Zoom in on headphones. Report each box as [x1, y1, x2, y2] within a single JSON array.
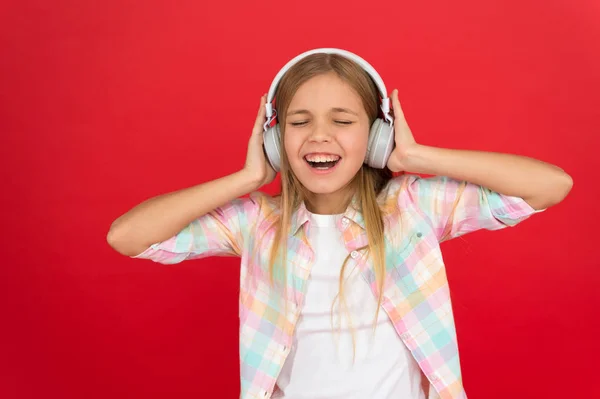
[[262, 48, 395, 172]]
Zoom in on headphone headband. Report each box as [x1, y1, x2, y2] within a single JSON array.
[[263, 48, 392, 131]]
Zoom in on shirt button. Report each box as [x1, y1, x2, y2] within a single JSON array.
[[430, 373, 439, 381], [400, 332, 410, 340], [416, 232, 423, 238], [351, 251, 359, 259], [342, 217, 349, 225]]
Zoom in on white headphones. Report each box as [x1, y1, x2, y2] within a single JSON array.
[[262, 48, 395, 172]]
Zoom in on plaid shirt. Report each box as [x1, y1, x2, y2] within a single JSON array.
[[133, 174, 538, 399]]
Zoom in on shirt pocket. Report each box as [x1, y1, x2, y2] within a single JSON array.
[[386, 225, 445, 298]]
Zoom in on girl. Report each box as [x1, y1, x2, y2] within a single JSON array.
[[107, 48, 572, 399]]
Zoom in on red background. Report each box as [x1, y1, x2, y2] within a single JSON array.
[[1, 1, 599, 398]]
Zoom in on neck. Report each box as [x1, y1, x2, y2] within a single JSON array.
[[305, 186, 356, 215]]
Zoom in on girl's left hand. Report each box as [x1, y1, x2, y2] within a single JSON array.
[[386, 89, 418, 172]]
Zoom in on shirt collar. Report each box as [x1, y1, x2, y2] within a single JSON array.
[[290, 194, 365, 235]]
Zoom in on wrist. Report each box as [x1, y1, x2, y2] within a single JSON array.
[[237, 169, 263, 192], [397, 143, 429, 173]]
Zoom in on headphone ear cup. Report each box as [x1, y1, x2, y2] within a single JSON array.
[[263, 124, 282, 172], [366, 118, 395, 169]]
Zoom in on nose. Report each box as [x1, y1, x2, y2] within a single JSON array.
[[307, 120, 332, 143]]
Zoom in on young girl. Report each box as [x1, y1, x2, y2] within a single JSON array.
[[107, 48, 573, 399]]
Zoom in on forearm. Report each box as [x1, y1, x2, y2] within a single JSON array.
[[403, 144, 573, 210], [107, 170, 260, 256]]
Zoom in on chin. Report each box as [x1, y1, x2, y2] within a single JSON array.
[[301, 180, 348, 195]]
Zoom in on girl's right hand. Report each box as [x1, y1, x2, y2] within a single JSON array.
[[242, 94, 277, 189]]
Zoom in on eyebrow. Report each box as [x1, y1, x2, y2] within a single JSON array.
[[286, 107, 359, 117], [286, 109, 311, 116]]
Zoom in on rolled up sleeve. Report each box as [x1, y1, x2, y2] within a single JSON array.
[[405, 175, 541, 242], [131, 192, 262, 264]]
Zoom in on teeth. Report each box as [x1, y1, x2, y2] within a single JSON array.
[[305, 154, 340, 162]]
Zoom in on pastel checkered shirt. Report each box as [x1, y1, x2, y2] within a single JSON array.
[[133, 174, 538, 399]]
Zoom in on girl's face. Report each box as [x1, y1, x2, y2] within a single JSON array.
[[283, 72, 370, 213]]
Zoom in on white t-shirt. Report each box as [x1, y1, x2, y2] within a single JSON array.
[[273, 212, 426, 399]]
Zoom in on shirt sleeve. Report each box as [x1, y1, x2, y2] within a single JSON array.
[[404, 174, 543, 242], [130, 192, 263, 264]]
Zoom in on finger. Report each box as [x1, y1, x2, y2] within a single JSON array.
[[252, 94, 268, 134], [390, 89, 404, 116], [257, 94, 266, 118]]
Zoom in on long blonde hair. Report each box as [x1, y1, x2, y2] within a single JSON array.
[[267, 53, 393, 356]]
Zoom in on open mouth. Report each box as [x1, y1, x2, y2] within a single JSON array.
[[304, 155, 341, 170]]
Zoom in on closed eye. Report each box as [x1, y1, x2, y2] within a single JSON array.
[[288, 120, 355, 127]]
